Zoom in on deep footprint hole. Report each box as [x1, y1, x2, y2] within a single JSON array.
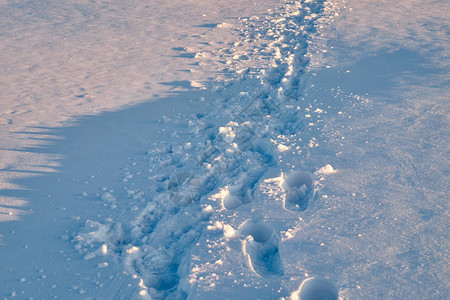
[[238, 221, 284, 276], [239, 222, 273, 243], [283, 170, 315, 211], [241, 223, 272, 243], [285, 171, 313, 189]]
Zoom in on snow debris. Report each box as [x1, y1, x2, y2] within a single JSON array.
[[191, 81, 206, 89], [316, 164, 337, 175], [277, 144, 291, 152], [223, 225, 236, 238], [101, 192, 116, 203]]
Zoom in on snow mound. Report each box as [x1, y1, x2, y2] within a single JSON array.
[[316, 164, 337, 175]]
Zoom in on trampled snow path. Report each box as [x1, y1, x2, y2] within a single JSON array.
[[1, 0, 337, 298], [72, 1, 333, 298], [1, 0, 449, 299]]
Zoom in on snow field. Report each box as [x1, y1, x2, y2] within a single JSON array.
[[0, 0, 278, 193], [1, 0, 448, 298]]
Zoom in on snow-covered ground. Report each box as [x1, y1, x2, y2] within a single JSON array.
[[0, 0, 277, 194], [1, 0, 449, 299]]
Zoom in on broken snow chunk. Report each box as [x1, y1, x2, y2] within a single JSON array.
[[285, 231, 294, 240], [126, 246, 140, 254], [308, 139, 318, 148], [223, 224, 236, 238], [277, 144, 291, 152], [101, 192, 116, 203], [219, 126, 236, 143], [203, 205, 213, 213], [237, 67, 250, 75], [226, 121, 239, 127], [316, 164, 337, 175], [217, 22, 233, 28], [84, 252, 96, 260], [190, 81, 205, 89], [100, 244, 108, 255], [194, 52, 211, 59]]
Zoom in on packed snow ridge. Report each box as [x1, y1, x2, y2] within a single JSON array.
[[74, 0, 336, 299]]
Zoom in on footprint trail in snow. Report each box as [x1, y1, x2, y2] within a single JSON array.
[[74, 0, 337, 298]]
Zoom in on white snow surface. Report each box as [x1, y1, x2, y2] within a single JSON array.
[[1, 0, 449, 299], [0, 0, 277, 193]]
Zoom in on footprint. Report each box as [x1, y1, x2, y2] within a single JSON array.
[[282, 171, 315, 211], [221, 188, 246, 210], [238, 220, 283, 276], [167, 172, 203, 205], [292, 277, 338, 300], [221, 169, 263, 210]]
